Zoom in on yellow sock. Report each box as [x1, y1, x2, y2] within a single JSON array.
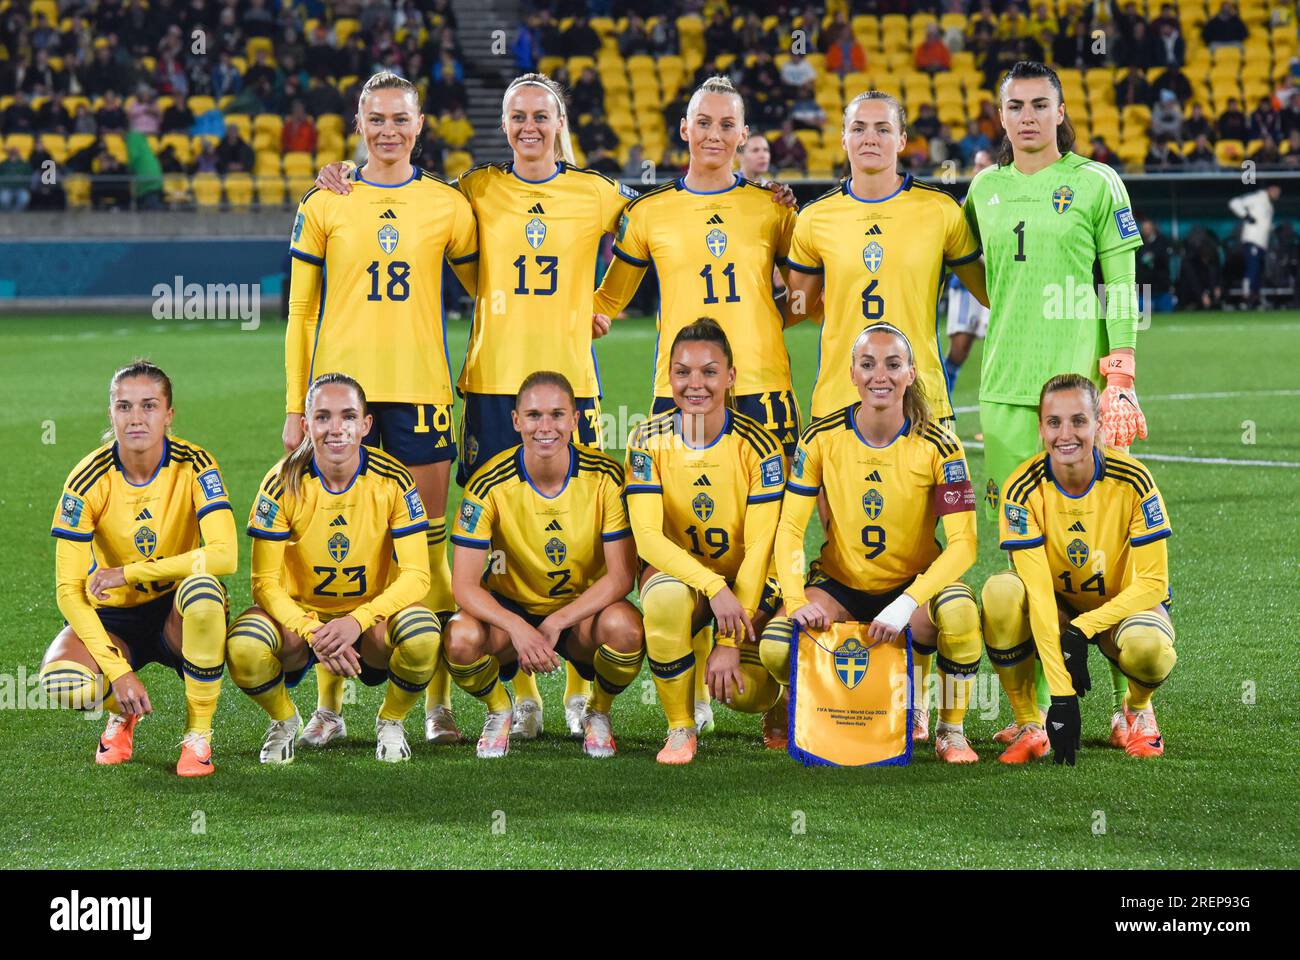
[[564, 661, 593, 704], [425, 521, 454, 614], [590, 643, 644, 714], [912, 641, 936, 715], [1115, 614, 1177, 711], [226, 611, 296, 722], [446, 654, 512, 713], [642, 573, 696, 729], [692, 626, 714, 704], [175, 574, 227, 736], [729, 646, 781, 714], [379, 607, 442, 722], [931, 584, 982, 726], [758, 616, 794, 683], [39, 659, 116, 712], [981, 571, 1040, 727], [316, 665, 345, 714], [513, 668, 543, 706], [424, 658, 453, 711]]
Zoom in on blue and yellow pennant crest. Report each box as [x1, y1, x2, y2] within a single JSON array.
[[134, 526, 156, 558], [705, 228, 727, 258], [1052, 185, 1074, 213], [692, 492, 715, 522], [525, 217, 547, 249], [378, 224, 399, 254], [862, 488, 884, 519], [833, 637, 870, 689], [1066, 538, 1089, 568], [328, 532, 350, 563], [545, 536, 567, 566]]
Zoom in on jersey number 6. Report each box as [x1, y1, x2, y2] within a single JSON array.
[[860, 280, 884, 320]]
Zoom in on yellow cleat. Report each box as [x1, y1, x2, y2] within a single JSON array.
[[1124, 704, 1164, 758], [176, 732, 215, 777], [95, 713, 137, 766], [656, 727, 698, 765], [997, 723, 1049, 764]]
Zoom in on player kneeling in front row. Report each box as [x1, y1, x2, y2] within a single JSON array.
[[227, 373, 441, 764], [446, 372, 644, 759], [984, 374, 1176, 765], [40, 360, 236, 776], [626, 320, 788, 765], [760, 324, 983, 762]]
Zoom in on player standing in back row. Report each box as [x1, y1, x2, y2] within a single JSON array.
[[963, 61, 1146, 731]]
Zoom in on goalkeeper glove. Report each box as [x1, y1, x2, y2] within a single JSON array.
[[1060, 624, 1092, 698], [1098, 353, 1148, 449], [1047, 695, 1081, 766]]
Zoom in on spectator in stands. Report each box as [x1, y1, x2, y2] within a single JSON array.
[[1151, 17, 1186, 68], [218, 125, 254, 173], [789, 84, 826, 131], [1090, 135, 1119, 168], [28, 10, 58, 53], [1229, 183, 1281, 307], [19, 49, 67, 95], [215, 6, 244, 57], [158, 93, 192, 135], [306, 23, 342, 78], [72, 104, 98, 136], [92, 148, 131, 210], [911, 103, 941, 142], [440, 106, 473, 149], [1144, 135, 1183, 171], [305, 74, 344, 118], [1028, 1, 1058, 38], [1250, 96, 1282, 143], [1151, 2, 1180, 34], [1114, 20, 1154, 68], [1150, 89, 1183, 142], [1115, 66, 1153, 107], [80, 44, 128, 97], [1282, 130, 1300, 167], [126, 86, 161, 136], [929, 123, 958, 168], [281, 100, 317, 155], [246, 48, 282, 94], [1153, 64, 1192, 104], [958, 119, 991, 165], [1201, 2, 1248, 49], [578, 106, 618, 157], [535, 9, 562, 59], [211, 51, 242, 99], [1185, 134, 1216, 170], [36, 93, 71, 135], [915, 24, 952, 73], [1137, 219, 1175, 312], [0, 146, 32, 211], [25, 145, 65, 210], [769, 121, 808, 175], [1281, 95, 1300, 138], [1218, 97, 1249, 142], [96, 91, 128, 135], [825, 21, 866, 76], [191, 138, 221, 175], [975, 99, 1003, 143], [156, 143, 185, 174], [1273, 71, 1300, 110], [585, 146, 622, 175], [1183, 102, 1213, 142], [1054, 18, 1106, 69], [571, 66, 604, 118], [780, 52, 816, 92], [564, 16, 602, 59], [429, 71, 467, 115], [617, 13, 652, 57], [1251, 135, 1281, 167], [1177, 226, 1224, 310], [242, 0, 276, 39]]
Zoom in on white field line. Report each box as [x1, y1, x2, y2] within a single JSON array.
[[958, 438, 1300, 468], [953, 389, 1300, 415]]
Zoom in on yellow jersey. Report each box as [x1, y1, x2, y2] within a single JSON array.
[[778, 408, 977, 610], [450, 443, 631, 615], [247, 446, 431, 638], [594, 175, 796, 398], [454, 161, 636, 398], [51, 436, 236, 608], [787, 175, 980, 419], [286, 169, 479, 410], [625, 408, 785, 614]]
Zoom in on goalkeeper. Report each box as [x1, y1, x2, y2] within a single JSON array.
[[963, 61, 1146, 723]]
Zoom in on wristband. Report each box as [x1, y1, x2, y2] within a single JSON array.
[[1099, 353, 1135, 380]]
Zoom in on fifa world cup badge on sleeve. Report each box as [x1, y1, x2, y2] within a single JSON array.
[[629, 451, 652, 483], [404, 488, 426, 521], [761, 455, 783, 487], [792, 447, 806, 479], [60, 493, 85, 527], [254, 494, 279, 530], [459, 500, 483, 534], [1115, 207, 1139, 239], [943, 460, 967, 483], [198, 469, 226, 500], [787, 622, 913, 767], [1004, 502, 1029, 536]]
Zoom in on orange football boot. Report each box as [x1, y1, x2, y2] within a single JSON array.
[[998, 723, 1049, 764], [95, 713, 138, 765], [1124, 704, 1164, 758], [934, 724, 979, 763], [656, 727, 698, 765], [1109, 710, 1129, 748], [763, 694, 788, 750], [176, 732, 215, 777], [992, 722, 1021, 745]]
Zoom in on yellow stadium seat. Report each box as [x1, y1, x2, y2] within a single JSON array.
[[794, 129, 821, 151], [282, 152, 314, 177], [102, 134, 127, 163], [843, 71, 872, 97], [4, 133, 33, 160], [317, 114, 344, 138], [224, 115, 252, 141], [567, 56, 595, 76], [163, 173, 190, 205], [255, 175, 286, 208], [335, 19, 361, 44], [254, 153, 282, 178], [937, 101, 967, 127], [188, 95, 216, 115], [65, 174, 91, 208], [1216, 140, 1245, 166], [38, 133, 67, 164], [254, 113, 283, 140], [538, 56, 565, 77], [246, 37, 274, 61], [225, 172, 254, 207], [192, 172, 223, 208]]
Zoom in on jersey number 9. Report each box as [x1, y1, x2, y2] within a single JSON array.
[[861, 525, 886, 559]]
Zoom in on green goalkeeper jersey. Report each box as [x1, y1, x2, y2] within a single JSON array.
[[963, 152, 1143, 406]]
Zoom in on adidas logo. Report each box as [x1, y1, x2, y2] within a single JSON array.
[[134, 508, 153, 521], [865, 224, 882, 235], [706, 214, 724, 224], [1068, 521, 1086, 532], [528, 203, 546, 215], [545, 519, 563, 531], [693, 475, 712, 486], [380, 209, 397, 219], [865, 470, 882, 482], [436, 436, 447, 448], [1051, 721, 1064, 731], [987, 194, 1000, 205], [329, 515, 347, 527]]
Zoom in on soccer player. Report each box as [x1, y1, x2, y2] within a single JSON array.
[[625, 320, 787, 765], [760, 324, 983, 762], [943, 148, 994, 390], [285, 71, 477, 747], [445, 371, 644, 758], [983, 374, 1175, 765], [228, 373, 441, 765], [314, 73, 634, 741], [737, 133, 789, 303], [963, 60, 1146, 727], [39, 360, 236, 777], [784, 91, 987, 426]]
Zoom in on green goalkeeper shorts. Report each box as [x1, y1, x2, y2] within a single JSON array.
[[979, 401, 1042, 520]]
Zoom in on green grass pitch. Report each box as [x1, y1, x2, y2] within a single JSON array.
[[0, 310, 1295, 869]]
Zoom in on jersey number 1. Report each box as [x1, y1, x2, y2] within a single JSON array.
[[1013, 221, 1026, 262]]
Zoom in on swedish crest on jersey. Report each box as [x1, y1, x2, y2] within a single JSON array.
[[833, 637, 870, 689], [545, 537, 567, 566], [705, 227, 727, 258], [862, 241, 884, 272], [525, 216, 547, 249], [378, 223, 399, 254], [692, 492, 714, 522], [862, 488, 884, 519], [1052, 185, 1074, 213], [1066, 538, 1089, 568], [328, 531, 351, 562], [134, 525, 157, 558]]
